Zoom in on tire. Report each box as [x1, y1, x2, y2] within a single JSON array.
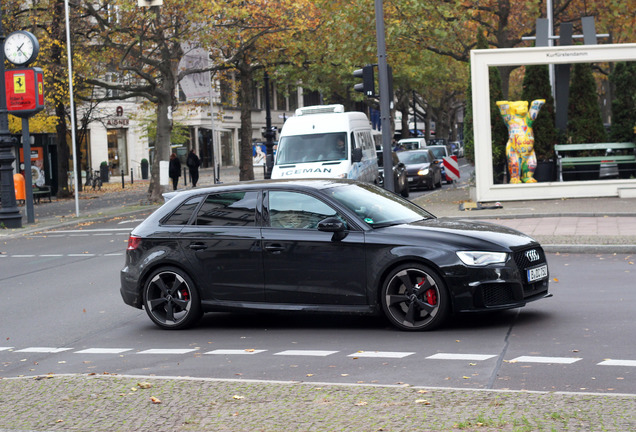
[[380, 263, 449, 331], [143, 267, 202, 330], [400, 181, 409, 198]]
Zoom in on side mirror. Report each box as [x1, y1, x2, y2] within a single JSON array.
[[351, 148, 363, 163], [317, 217, 346, 233]]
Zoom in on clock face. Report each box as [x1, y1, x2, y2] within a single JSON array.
[[4, 31, 39, 65]]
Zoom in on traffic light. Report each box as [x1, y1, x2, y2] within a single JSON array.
[[353, 65, 375, 97]]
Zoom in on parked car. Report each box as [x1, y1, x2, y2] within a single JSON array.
[[121, 179, 551, 332], [396, 149, 442, 190], [377, 150, 409, 197], [450, 141, 464, 158], [426, 145, 454, 183]]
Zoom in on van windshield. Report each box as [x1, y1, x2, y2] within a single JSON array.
[[275, 132, 348, 165]]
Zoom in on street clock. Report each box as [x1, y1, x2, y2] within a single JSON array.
[[4, 31, 39, 66]]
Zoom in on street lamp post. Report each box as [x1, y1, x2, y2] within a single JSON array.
[[0, 5, 23, 228], [263, 71, 275, 179]]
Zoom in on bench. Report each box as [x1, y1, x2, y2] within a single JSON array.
[[555, 142, 636, 181], [32, 185, 52, 203]]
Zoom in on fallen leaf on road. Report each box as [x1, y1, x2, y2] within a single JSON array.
[[233, 395, 244, 400], [150, 396, 161, 404], [137, 382, 152, 389]]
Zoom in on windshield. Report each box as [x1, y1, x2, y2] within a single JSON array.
[[324, 182, 434, 227], [275, 132, 348, 165], [398, 151, 430, 164], [428, 146, 447, 159]]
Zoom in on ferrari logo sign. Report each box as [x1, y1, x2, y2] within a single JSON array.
[[13, 74, 26, 94], [4, 67, 45, 118]]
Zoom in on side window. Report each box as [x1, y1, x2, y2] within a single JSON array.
[[162, 196, 203, 225], [268, 191, 343, 230], [195, 191, 258, 226]]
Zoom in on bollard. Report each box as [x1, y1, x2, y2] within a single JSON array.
[[130, 168, 134, 184], [121, 169, 125, 189], [183, 167, 187, 186]]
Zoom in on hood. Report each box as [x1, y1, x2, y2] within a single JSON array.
[[381, 217, 537, 251], [404, 162, 432, 175]]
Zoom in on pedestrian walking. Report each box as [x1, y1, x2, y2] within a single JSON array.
[[169, 153, 181, 190], [186, 149, 201, 187]]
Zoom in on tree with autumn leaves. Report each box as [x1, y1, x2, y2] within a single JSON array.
[[4, 0, 634, 201]]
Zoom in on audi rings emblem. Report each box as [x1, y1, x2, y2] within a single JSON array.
[[525, 249, 540, 262]]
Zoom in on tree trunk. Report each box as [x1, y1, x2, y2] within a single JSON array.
[[148, 94, 174, 202], [238, 65, 255, 181]]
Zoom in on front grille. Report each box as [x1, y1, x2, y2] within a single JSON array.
[[483, 284, 516, 306], [513, 246, 547, 270]]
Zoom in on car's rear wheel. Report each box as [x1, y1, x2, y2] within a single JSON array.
[[143, 267, 202, 330], [381, 263, 449, 331]]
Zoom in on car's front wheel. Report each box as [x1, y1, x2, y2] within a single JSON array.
[[143, 267, 202, 330], [380, 263, 449, 331]]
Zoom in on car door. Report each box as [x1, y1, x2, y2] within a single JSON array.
[[179, 190, 265, 302], [262, 189, 367, 305]]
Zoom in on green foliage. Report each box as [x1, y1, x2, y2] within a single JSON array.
[[567, 63, 607, 144], [609, 62, 636, 142], [522, 65, 558, 160], [100, 161, 108, 167]]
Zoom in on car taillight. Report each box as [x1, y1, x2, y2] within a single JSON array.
[[127, 235, 142, 251]]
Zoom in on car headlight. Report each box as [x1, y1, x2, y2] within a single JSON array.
[[417, 168, 429, 176], [456, 251, 507, 266]]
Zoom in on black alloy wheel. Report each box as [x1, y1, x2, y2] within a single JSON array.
[[143, 267, 202, 330], [381, 263, 449, 331]]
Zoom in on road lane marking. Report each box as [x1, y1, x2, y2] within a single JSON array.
[[74, 348, 132, 354], [348, 351, 415, 359], [0, 347, 13, 351], [274, 350, 338, 357], [426, 353, 497, 361], [510, 356, 582, 364], [205, 349, 267, 355], [137, 349, 198, 355], [598, 359, 636, 367], [14, 347, 72, 353]]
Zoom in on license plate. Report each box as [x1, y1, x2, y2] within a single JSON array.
[[527, 264, 548, 282]]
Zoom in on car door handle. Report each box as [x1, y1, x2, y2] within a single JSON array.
[[264, 243, 285, 253], [188, 243, 207, 251]]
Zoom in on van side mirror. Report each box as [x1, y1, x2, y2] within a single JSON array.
[[351, 148, 363, 163]]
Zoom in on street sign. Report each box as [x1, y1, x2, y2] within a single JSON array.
[[5, 67, 44, 118], [443, 155, 460, 181]]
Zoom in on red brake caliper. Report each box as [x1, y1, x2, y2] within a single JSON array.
[[416, 279, 437, 305]]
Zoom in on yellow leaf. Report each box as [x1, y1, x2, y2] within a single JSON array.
[[415, 399, 430, 405], [233, 395, 244, 400], [354, 401, 368, 406], [137, 382, 152, 389], [150, 396, 161, 404]]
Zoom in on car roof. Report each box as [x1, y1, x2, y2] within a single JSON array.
[[162, 178, 355, 202]]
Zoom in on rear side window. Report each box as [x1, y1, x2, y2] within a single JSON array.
[[163, 196, 203, 225], [195, 191, 258, 226]]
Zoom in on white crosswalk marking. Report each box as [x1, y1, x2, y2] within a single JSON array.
[[15, 347, 72, 353], [597, 359, 636, 367], [348, 351, 414, 359], [205, 349, 267, 355], [74, 348, 132, 354], [510, 356, 581, 364], [274, 350, 338, 357], [426, 353, 497, 361], [137, 349, 197, 355]]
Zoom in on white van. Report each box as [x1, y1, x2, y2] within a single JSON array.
[[270, 104, 379, 183]]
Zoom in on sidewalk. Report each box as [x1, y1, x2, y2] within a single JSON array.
[[1, 166, 635, 253]]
